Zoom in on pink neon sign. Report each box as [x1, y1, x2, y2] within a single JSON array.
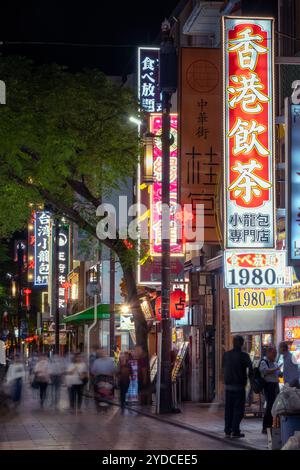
[[149, 113, 182, 255]]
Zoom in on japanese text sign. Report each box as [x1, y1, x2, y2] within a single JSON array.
[[286, 101, 300, 264], [180, 48, 222, 244], [34, 211, 51, 286], [57, 224, 70, 314], [149, 113, 183, 256], [138, 48, 162, 113], [223, 17, 275, 249], [284, 317, 300, 341], [224, 250, 292, 288]]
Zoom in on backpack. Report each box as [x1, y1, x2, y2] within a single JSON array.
[[252, 359, 269, 394]]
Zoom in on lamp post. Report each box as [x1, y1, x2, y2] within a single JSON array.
[[159, 19, 177, 414]]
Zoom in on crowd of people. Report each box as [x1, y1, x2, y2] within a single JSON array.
[[0, 345, 150, 413], [223, 336, 300, 438]]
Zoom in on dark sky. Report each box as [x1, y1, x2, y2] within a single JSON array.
[[1, 1, 180, 76]]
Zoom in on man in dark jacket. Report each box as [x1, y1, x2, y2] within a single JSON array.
[[222, 335, 253, 438]]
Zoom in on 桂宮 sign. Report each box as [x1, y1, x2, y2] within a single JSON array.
[[223, 17, 275, 249]]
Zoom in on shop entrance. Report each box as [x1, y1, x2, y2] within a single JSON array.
[[242, 332, 273, 364]]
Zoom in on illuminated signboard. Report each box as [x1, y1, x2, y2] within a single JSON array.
[[223, 17, 275, 249], [138, 48, 162, 113], [149, 113, 182, 256], [284, 317, 300, 341], [286, 101, 300, 265], [27, 212, 35, 282], [231, 288, 276, 310], [224, 250, 292, 288], [34, 211, 51, 286], [57, 224, 70, 314]]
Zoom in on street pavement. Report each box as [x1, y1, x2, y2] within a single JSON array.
[[0, 380, 267, 450]]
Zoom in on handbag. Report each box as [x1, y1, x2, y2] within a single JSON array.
[[31, 376, 39, 390]]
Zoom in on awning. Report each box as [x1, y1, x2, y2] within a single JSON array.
[[63, 304, 120, 324]]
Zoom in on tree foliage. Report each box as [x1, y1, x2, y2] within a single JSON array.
[[0, 56, 138, 239]]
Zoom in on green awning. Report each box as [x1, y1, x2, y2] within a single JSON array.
[[63, 304, 120, 324]]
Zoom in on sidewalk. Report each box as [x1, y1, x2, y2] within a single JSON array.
[[125, 401, 268, 450]]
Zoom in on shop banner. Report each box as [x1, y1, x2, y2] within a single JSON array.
[[286, 100, 300, 265], [284, 317, 300, 341], [223, 17, 275, 249], [34, 211, 51, 286], [180, 48, 222, 244], [138, 47, 161, 113], [231, 288, 276, 310], [224, 250, 292, 288]]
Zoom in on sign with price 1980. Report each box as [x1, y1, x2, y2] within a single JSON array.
[[224, 251, 293, 289]]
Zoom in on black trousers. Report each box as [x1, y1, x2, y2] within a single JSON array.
[[224, 389, 246, 434], [38, 382, 48, 404], [263, 382, 279, 430], [69, 384, 83, 410], [120, 381, 130, 408]]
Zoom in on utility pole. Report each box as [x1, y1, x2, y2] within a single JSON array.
[[109, 251, 115, 357], [159, 19, 177, 414], [16, 243, 24, 352], [53, 221, 60, 355]]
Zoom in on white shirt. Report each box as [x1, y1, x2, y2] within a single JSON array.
[[6, 362, 25, 383], [0, 340, 5, 366], [65, 362, 88, 386], [34, 359, 51, 383]]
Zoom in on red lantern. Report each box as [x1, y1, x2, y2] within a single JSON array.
[[155, 289, 186, 321]]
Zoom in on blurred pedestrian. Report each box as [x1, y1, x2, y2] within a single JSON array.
[[65, 353, 88, 412], [260, 346, 280, 434], [117, 352, 132, 411], [49, 354, 65, 408], [222, 335, 253, 438], [135, 346, 150, 405], [91, 349, 116, 410], [279, 341, 300, 388], [5, 354, 25, 407], [34, 354, 50, 408], [0, 339, 6, 384]]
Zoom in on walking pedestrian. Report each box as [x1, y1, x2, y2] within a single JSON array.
[[0, 339, 6, 384], [34, 354, 50, 408], [135, 346, 150, 405], [49, 354, 65, 408], [91, 349, 116, 410], [117, 352, 132, 411], [259, 346, 280, 434], [65, 353, 88, 412], [279, 341, 300, 388], [222, 335, 253, 438], [5, 354, 25, 408]]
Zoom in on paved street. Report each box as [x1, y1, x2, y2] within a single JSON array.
[[0, 381, 259, 451]]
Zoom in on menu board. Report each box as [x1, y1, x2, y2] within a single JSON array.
[[171, 342, 189, 382]]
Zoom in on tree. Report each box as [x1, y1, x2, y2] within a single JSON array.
[[0, 57, 150, 371]]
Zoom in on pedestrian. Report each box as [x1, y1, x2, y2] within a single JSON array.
[[222, 335, 253, 438], [135, 345, 150, 405], [259, 346, 280, 434], [0, 338, 6, 384], [5, 354, 25, 407], [91, 349, 116, 410], [34, 354, 50, 408], [279, 341, 300, 388], [117, 352, 132, 412], [65, 353, 88, 412], [49, 354, 65, 408]]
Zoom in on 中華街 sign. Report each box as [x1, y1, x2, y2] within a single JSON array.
[[223, 17, 275, 249], [224, 250, 292, 288]]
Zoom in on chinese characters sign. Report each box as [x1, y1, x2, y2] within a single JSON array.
[[180, 48, 222, 244], [224, 250, 292, 288], [287, 102, 300, 264], [149, 113, 182, 256], [34, 211, 51, 286], [138, 48, 162, 113], [223, 17, 275, 248]]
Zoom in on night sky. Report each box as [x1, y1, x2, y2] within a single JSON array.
[[1, 1, 180, 76]]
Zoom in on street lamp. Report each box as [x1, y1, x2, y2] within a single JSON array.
[[129, 116, 142, 127]]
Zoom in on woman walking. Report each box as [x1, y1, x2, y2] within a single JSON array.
[[65, 353, 88, 412]]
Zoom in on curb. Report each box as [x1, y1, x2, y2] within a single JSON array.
[[83, 392, 262, 451]]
